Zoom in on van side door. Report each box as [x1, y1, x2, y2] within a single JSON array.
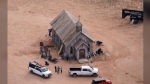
[[35, 67, 42, 76]]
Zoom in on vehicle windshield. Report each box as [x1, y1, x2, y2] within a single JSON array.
[[89, 66, 94, 70], [40, 67, 48, 72]]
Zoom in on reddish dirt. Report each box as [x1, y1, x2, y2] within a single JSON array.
[[8, 0, 143, 84]]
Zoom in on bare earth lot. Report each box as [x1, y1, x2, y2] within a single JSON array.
[[8, 0, 143, 84]]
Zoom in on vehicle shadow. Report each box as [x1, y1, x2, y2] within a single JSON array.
[[27, 71, 51, 79], [69, 75, 97, 78]]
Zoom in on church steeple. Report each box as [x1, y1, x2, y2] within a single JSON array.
[[76, 15, 82, 32]]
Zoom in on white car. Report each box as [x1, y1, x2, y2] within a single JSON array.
[[68, 66, 99, 77], [28, 61, 52, 78]]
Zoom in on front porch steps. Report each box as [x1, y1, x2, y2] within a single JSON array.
[[78, 59, 89, 64]]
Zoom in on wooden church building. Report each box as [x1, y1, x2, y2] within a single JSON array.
[[50, 9, 94, 60]]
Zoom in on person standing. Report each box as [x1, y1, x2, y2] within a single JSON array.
[[66, 56, 68, 61], [49, 50, 50, 56], [55, 66, 57, 73], [61, 66, 62, 73], [57, 66, 60, 73]]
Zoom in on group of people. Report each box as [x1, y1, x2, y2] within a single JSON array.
[[55, 66, 62, 73], [40, 46, 50, 59], [60, 53, 69, 61], [45, 61, 63, 74]]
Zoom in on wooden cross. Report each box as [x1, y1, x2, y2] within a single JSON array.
[[78, 15, 80, 21]]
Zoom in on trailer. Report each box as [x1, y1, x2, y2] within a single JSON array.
[[122, 9, 143, 24]]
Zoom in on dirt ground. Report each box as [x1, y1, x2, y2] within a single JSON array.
[[8, 0, 143, 84]]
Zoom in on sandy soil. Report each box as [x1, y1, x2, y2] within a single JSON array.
[[8, 0, 143, 84]]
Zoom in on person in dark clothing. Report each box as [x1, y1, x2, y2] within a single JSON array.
[[61, 66, 62, 73], [57, 66, 60, 73], [48, 55, 52, 61], [48, 50, 50, 56], [49, 31, 51, 36], [48, 29, 52, 36], [66, 56, 68, 61], [41, 53, 43, 58], [45, 61, 49, 66], [40, 46, 43, 54], [55, 66, 57, 72]]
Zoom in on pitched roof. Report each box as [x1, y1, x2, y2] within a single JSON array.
[[76, 21, 82, 26], [74, 39, 89, 49], [50, 9, 94, 46]]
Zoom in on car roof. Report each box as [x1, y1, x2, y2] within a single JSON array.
[[93, 78, 105, 82], [81, 66, 90, 68], [30, 61, 39, 65], [29, 61, 45, 68]]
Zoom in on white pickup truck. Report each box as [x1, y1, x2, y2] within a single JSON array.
[[68, 66, 99, 77], [28, 61, 52, 78]]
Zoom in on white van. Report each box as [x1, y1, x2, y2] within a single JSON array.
[[28, 61, 52, 78]]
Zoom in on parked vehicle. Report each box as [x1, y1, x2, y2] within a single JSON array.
[[122, 9, 143, 24], [92, 78, 112, 84], [68, 66, 99, 77], [28, 61, 52, 78]]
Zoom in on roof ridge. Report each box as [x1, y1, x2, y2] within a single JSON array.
[[50, 9, 66, 25], [82, 28, 94, 42], [74, 39, 89, 49], [64, 10, 78, 23], [50, 9, 94, 46]]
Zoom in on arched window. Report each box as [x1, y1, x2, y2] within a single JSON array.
[[70, 46, 73, 54]]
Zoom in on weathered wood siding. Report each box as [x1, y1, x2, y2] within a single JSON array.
[[52, 29, 63, 48], [76, 44, 88, 59], [66, 33, 93, 59], [52, 29, 93, 59]]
